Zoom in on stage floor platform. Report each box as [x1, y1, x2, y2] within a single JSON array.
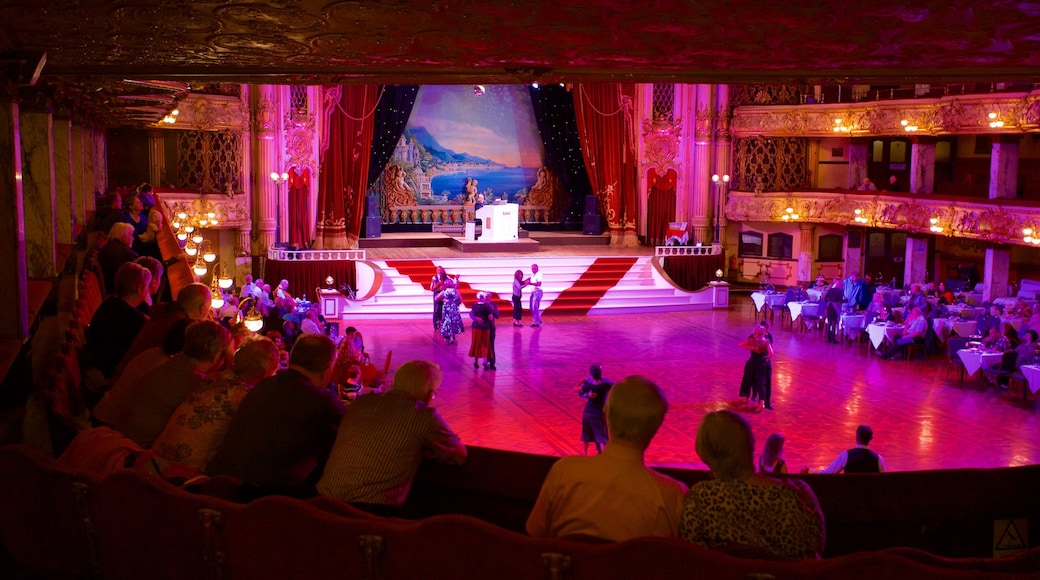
[[360, 231, 637, 260]]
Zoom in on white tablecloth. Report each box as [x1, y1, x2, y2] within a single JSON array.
[[867, 322, 903, 349], [947, 305, 979, 319], [956, 348, 1004, 377], [806, 288, 823, 301], [932, 318, 979, 343], [1020, 365, 1040, 394], [751, 292, 767, 312], [788, 301, 821, 321], [1000, 317, 1026, 333]]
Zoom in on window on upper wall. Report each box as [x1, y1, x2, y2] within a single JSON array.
[[739, 231, 764, 257], [767, 232, 794, 259], [818, 234, 844, 261]]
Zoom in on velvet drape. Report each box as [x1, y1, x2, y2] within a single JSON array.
[[315, 85, 379, 249], [288, 167, 310, 248], [646, 169, 677, 246], [366, 86, 420, 189], [529, 84, 593, 223], [573, 83, 639, 246]]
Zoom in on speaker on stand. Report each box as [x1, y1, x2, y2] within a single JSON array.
[[583, 194, 602, 235], [364, 195, 382, 238]]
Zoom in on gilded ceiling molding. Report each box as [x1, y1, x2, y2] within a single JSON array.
[[171, 94, 248, 132], [640, 117, 682, 176], [725, 190, 1040, 248], [731, 91, 1040, 138]]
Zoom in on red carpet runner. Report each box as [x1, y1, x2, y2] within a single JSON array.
[[543, 257, 637, 316], [384, 260, 508, 311]]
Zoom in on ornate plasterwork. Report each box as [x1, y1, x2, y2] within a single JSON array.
[[284, 107, 316, 172], [161, 193, 250, 229], [726, 190, 1040, 248], [641, 117, 682, 176], [171, 93, 249, 132], [694, 104, 713, 140], [731, 92, 1040, 138]]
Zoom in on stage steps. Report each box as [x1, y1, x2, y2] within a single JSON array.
[[335, 256, 714, 320]]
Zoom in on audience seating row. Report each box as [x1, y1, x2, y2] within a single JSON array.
[[1, 444, 1037, 580]]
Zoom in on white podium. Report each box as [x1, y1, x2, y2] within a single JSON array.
[[476, 203, 519, 242]]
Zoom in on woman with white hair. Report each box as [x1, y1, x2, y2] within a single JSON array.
[[468, 291, 500, 369], [436, 276, 464, 344]]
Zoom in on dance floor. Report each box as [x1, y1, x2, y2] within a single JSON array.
[[352, 298, 1040, 473]]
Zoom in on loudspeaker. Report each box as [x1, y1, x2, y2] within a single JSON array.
[[585, 195, 599, 215], [366, 195, 381, 218], [583, 214, 602, 236], [364, 215, 382, 238]]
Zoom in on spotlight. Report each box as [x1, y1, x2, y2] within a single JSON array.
[[531, 82, 539, 89], [473, 85, 485, 96]]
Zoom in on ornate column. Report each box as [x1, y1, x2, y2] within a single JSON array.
[[712, 84, 731, 245], [70, 124, 86, 225], [989, 135, 1018, 200], [53, 117, 73, 243], [82, 127, 96, 199], [798, 223, 815, 285], [20, 108, 57, 278], [983, 247, 1010, 303], [251, 85, 280, 253], [0, 99, 29, 340], [847, 139, 869, 188], [690, 84, 713, 244], [903, 237, 928, 286], [147, 129, 166, 187], [909, 136, 936, 194]]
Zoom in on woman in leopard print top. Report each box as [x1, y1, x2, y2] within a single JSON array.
[[680, 411, 824, 559]]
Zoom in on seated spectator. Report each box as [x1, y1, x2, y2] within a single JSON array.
[[759, 433, 788, 475], [877, 306, 927, 359], [335, 364, 381, 403], [821, 424, 886, 473], [207, 334, 344, 498], [1015, 329, 1038, 370], [86, 262, 151, 379], [981, 325, 1012, 353], [679, 411, 824, 559], [239, 274, 259, 301], [98, 222, 139, 295], [317, 360, 466, 515], [94, 319, 189, 422], [134, 256, 164, 315], [976, 304, 1003, 337], [78, 191, 123, 247], [218, 295, 241, 325], [300, 307, 324, 336], [332, 326, 365, 383], [526, 376, 687, 541], [863, 293, 887, 324], [152, 337, 280, 471], [112, 282, 213, 382], [100, 320, 231, 448]]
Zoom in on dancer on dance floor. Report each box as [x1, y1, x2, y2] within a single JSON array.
[[577, 364, 613, 455], [529, 264, 544, 327], [511, 269, 528, 327], [431, 266, 449, 332], [736, 322, 773, 412], [468, 292, 500, 369], [437, 276, 464, 344]]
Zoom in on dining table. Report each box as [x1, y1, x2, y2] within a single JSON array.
[[841, 314, 867, 341], [956, 348, 1004, 377], [1000, 317, 1026, 333], [867, 322, 903, 351], [932, 317, 980, 343], [788, 301, 821, 322], [750, 291, 787, 314]]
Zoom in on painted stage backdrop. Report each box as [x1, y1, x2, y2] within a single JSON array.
[[376, 85, 550, 209]]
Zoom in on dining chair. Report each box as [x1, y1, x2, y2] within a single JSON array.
[[946, 337, 968, 387], [981, 350, 1018, 390]]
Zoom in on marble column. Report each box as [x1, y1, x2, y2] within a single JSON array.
[[989, 135, 1019, 200], [252, 85, 280, 252], [20, 110, 57, 279], [147, 130, 166, 187], [903, 237, 928, 286], [70, 124, 86, 224], [689, 84, 712, 244], [847, 140, 868, 188], [712, 84, 731, 245], [53, 118, 74, 243], [909, 136, 936, 194], [983, 248, 1010, 303], [0, 100, 29, 340], [797, 224, 815, 284]]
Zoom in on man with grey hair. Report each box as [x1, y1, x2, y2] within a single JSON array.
[[317, 359, 466, 515], [526, 375, 687, 541], [113, 282, 213, 381]]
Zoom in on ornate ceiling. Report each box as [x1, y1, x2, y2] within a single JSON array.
[[2, 0, 1040, 126]]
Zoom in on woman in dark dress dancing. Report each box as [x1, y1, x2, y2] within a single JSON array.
[[736, 322, 774, 412], [577, 364, 613, 455]]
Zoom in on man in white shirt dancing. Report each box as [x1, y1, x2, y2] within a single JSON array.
[[529, 263, 544, 327]]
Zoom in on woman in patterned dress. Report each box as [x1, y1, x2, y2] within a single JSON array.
[[680, 411, 824, 559], [437, 277, 464, 344]]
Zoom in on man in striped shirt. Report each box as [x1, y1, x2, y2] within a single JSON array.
[[317, 360, 467, 515]]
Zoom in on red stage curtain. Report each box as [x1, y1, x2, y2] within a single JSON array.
[[315, 85, 379, 249], [573, 83, 640, 246], [646, 169, 677, 246], [663, 254, 725, 291], [288, 167, 310, 248], [262, 260, 356, 305]]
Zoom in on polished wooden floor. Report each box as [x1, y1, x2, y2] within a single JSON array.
[[353, 295, 1039, 473]]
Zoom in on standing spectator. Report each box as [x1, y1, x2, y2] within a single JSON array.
[[821, 424, 886, 473], [468, 291, 499, 369], [526, 376, 687, 541], [207, 334, 345, 498], [680, 411, 824, 559], [317, 360, 466, 515], [824, 277, 845, 343], [529, 263, 544, 327], [842, 272, 864, 314], [511, 269, 528, 327], [577, 364, 613, 455]]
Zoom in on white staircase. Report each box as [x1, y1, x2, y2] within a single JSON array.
[[335, 256, 714, 320]]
